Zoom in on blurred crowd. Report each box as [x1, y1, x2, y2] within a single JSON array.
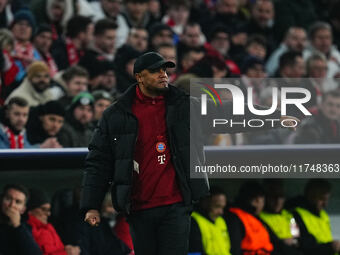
[[1, 179, 338, 255], [0, 0, 339, 148]]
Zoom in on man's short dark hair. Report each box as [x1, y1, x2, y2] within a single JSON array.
[[2, 184, 30, 202], [168, 0, 191, 9], [304, 179, 331, 197], [183, 22, 200, 35], [308, 21, 332, 41], [66, 16, 92, 38], [6, 97, 29, 110], [322, 89, 340, 103], [246, 34, 267, 49], [62, 65, 89, 83], [208, 24, 231, 42], [94, 18, 118, 36], [125, 0, 149, 3], [279, 51, 302, 70]]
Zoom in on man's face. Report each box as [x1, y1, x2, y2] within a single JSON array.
[[151, 29, 173, 48], [11, 20, 32, 42], [286, 28, 307, 52], [96, 29, 116, 54], [321, 95, 340, 120], [217, 0, 238, 15], [50, 3, 64, 22], [251, 196, 265, 215], [34, 32, 53, 54], [6, 104, 29, 132], [211, 32, 230, 56], [312, 29, 332, 55], [29, 203, 51, 224], [1, 188, 26, 216], [30, 72, 51, 93], [94, 99, 111, 120], [266, 196, 285, 213], [182, 25, 202, 47], [73, 105, 93, 125], [101, 0, 122, 18], [247, 42, 266, 60], [158, 47, 176, 75], [136, 67, 169, 96], [126, 1, 148, 22], [252, 0, 274, 28], [246, 63, 266, 78], [168, 5, 189, 25], [181, 51, 204, 71], [102, 70, 117, 91], [312, 193, 330, 212], [208, 194, 227, 221], [40, 114, 64, 136], [67, 76, 88, 97], [283, 56, 305, 78], [309, 59, 328, 79], [128, 28, 148, 52]]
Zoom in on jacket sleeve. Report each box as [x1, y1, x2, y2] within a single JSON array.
[[293, 211, 334, 255], [80, 113, 115, 214], [13, 223, 43, 255], [225, 212, 245, 255], [188, 217, 206, 255]]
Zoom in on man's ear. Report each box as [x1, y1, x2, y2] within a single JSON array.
[[135, 73, 142, 83]]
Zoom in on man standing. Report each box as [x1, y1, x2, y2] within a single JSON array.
[[81, 52, 209, 255], [81, 52, 296, 255]]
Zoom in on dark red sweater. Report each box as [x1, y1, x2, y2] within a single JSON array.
[[131, 85, 183, 211]]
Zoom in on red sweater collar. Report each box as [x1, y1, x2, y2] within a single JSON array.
[[136, 84, 164, 103]]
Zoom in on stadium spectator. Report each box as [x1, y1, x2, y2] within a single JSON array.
[[156, 43, 177, 82], [51, 15, 94, 70], [26, 100, 65, 147], [80, 18, 117, 63], [178, 22, 205, 55], [278, 51, 305, 79], [121, 0, 155, 30], [148, 23, 174, 51], [126, 27, 148, 53], [11, 9, 41, 81], [293, 90, 340, 144], [91, 90, 114, 129], [33, 25, 58, 77], [27, 188, 81, 255], [292, 179, 340, 255], [0, 97, 60, 148], [114, 44, 141, 93], [247, 0, 276, 52], [90, 0, 129, 49], [0, 184, 42, 255], [189, 186, 231, 255], [304, 22, 340, 79], [6, 61, 54, 107], [30, 0, 74, 41], [53, 65, 89, 107], [266, 27, 307, 76], [58, 92, 94, 147], [161, 0, 190, 35]]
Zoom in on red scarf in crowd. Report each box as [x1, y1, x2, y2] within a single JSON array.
[[44, 52, 58, 77], [65, 38, 83, 66], [3, 126, 24, 149], [14, 41, 34, 68]]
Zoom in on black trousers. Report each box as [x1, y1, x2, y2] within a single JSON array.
[[127, 203, 192, 255]]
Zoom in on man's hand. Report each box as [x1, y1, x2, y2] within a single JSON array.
[[40, 138, 62, 148], [84, 209, 101, 227], [4, 207, 21, 228], [65, 245, 81, 255], [280, 116, 300, 131], [332, 240, 340, 252]]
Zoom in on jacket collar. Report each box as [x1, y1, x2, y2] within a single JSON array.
[[116, 83, 187, 113]]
